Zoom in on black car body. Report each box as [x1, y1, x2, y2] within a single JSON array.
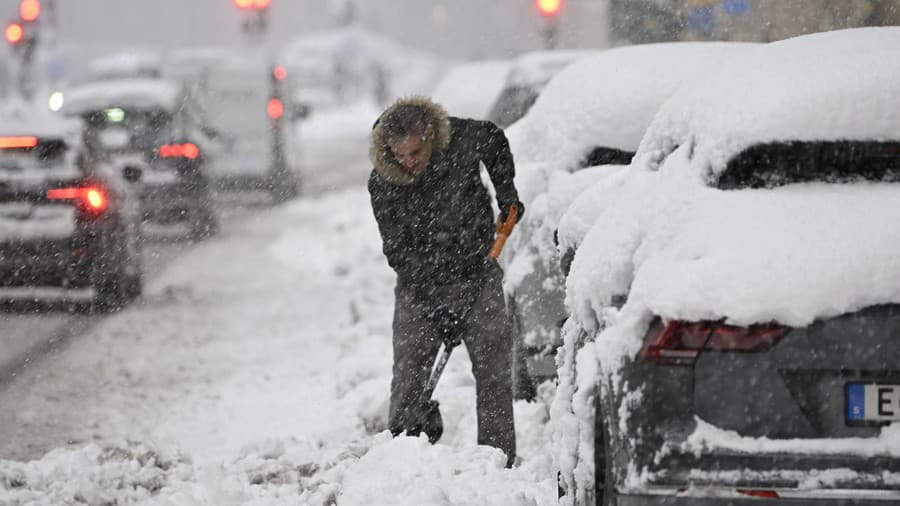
[[64, 78, 218, 238], [0, 120, 143, 309]]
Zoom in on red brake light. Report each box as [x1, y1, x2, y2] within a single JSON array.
[[48, 186, 108, 214], [267, 98, 284, 120], [181, 143, 200, 160], [639, 319, 790, 365], [0, 136, 38, 149], [159, 143, 200, 160], [737, 489, 780, 499]]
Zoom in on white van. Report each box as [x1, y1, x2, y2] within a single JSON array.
[[165, 49, 305, 201]]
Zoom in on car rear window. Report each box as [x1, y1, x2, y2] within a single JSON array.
[[717, 140, 900, 189], [581, 146, 634, 168], [84, 108, 173, 152]]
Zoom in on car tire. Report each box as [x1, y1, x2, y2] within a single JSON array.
[[189, 209, 219, 240], [93, 225, 142, 312]]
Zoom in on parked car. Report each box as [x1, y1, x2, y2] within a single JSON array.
[[431, 59, 512, 120], [558, 27, 900, 505], [0, 112, 144, 310], [487, 49, 595, 129], [501, 42, 756, 397], [63, 77, 219, 238], [165, 48, 305, 201]]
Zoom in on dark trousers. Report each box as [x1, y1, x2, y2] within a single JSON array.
[[388, 263, 516, 466]]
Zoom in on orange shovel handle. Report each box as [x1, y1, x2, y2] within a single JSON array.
[[489, 204, 519, 259]]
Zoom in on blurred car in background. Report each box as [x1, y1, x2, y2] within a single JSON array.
[[559, 27, 900, 505], [487, 49, 596, 129], [278, 27, 443, 111], [166, 48, 306, 201], [502, 42, 757, 398], [64, 77, 219, 238], [0, 111, 144, 310], [431, 59, 512, 120]]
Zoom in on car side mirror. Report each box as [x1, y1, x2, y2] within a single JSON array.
[[122, 165, 143, 183]]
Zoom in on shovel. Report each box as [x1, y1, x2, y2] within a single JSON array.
[[417, 204, 520, 444]]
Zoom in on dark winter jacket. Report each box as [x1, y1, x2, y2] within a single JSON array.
[[368, 97, 520, 288]]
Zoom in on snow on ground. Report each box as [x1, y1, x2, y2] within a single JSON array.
[[0, 186, 557, 505]]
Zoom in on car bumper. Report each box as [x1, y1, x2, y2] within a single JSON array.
[[619, 491, 900, 505], [0, 238, 91, 287]]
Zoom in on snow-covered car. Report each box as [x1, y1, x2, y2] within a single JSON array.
[[165, 48, 304, 201], [558, 27, 900, 505], [502, 42, 756, 394], [64, 77, 219, 238], [431, 59, 512, 120], [487, 49, 596, 129], [0, 112, 143, 310]]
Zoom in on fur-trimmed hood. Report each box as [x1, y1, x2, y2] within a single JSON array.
[[369, 96, 452, 186]]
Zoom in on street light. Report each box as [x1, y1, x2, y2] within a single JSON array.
[[536, 0, 562, 17]]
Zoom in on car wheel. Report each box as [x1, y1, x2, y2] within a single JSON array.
[[189, 208, 219, 240], [92, 249, 130, 312]]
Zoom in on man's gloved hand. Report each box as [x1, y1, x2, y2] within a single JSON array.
[[425, 304, 464, 348], [499, 200, 525, 224]]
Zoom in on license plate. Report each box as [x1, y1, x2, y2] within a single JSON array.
[[847, 383, 900, 423]]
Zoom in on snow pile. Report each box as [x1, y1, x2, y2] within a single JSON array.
[[0, 442, 195, 505], [507, 42, 756, 169], [555, 164, 629, 253], [432, 60, 512, 120], [639, 27, 900, 183]]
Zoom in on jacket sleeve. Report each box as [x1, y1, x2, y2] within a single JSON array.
[[476, 121, 520, 212], [368, 175, 422, 282]]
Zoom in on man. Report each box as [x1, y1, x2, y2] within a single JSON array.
[[368, 96, 523, 467]]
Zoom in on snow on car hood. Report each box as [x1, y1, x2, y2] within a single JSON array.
[[639, 27, 900, 184], [507, 42, 757, 168], [556, 164, 629, 253]]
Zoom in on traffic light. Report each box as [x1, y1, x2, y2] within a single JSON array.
[[19, 0, 40, 23], [536, 0, 562, 17], [5, 22, 24, 45]]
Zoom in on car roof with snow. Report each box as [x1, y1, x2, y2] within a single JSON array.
[[0, 110, 82, 140], [638, 27, 900, 184], [432, 59, 512, 120], [88, 49, 163, 80], [63, 78, 184, 116], [507, 42, 758, 167]]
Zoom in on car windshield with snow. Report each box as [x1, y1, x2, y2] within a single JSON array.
[[64, 77, 219, 239], [557, 27, 900, 505], [501, 42, 756, 398], [0, 113, 143, 310]]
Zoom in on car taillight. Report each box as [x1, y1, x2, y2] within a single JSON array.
[[737, 489, 779, 499], [267, 98, 284, 120], [0, 136, 38, 149], [159, 143, 200, 160], [639, 318, 790, 365], [47, 185, 109, 214]]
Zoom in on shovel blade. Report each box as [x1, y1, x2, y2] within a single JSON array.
[[421, 399, 443, 444]]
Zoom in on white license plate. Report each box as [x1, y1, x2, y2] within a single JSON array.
[[847, 383, 900, 423]]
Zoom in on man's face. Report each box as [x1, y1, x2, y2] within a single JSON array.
[[389, 128, 435, 177]]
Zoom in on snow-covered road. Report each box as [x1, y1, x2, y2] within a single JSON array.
[[0, 106, 558, 505]]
